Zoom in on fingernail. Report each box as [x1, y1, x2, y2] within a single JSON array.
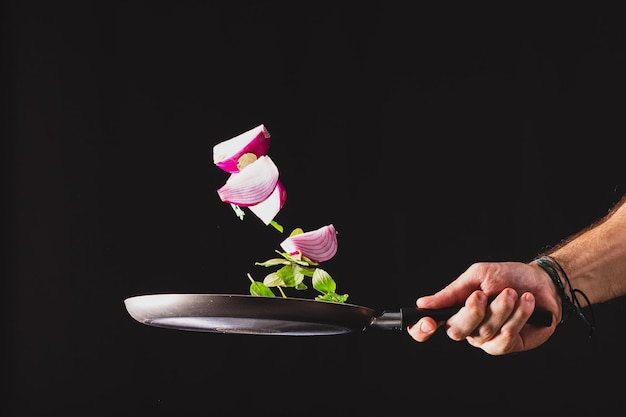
[[476, 291, 488, 304], [506, 287, 518, 301], [420, 320, 434, 333]]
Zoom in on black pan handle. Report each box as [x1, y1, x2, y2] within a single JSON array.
[[372, 307, 553, 330]]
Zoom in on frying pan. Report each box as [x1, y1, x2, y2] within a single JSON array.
[[124, 293, 552, 336]]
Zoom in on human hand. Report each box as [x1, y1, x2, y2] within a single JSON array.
[[407, 261, 561, 355]]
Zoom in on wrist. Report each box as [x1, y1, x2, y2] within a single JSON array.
[[529, 259, 563, 323], [533, 255, 595, 336]]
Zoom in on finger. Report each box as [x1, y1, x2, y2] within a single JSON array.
[[406, 317, 440, 342], [417, 283, 474, 310], [500, 292, 536, 336], [467, 288, 519, 343], [417, 263, 493, 310], [444, 290, 488, 341], [476, 292, 537, 355]]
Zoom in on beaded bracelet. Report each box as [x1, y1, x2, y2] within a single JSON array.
[[533, 255, 595, 337]]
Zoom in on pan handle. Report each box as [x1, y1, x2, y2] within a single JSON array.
[[371, 307, 553, 330]]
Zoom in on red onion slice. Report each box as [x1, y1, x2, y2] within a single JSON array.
[[217, 155, 279, 206], [213, 124, 271, 173], [280, 224, 338, 263], [248, 180, 287, 225]]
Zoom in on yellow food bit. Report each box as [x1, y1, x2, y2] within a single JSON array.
[[237, 152, 258, 170]]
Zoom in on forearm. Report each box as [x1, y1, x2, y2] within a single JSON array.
[[549, 195, 626, 305]]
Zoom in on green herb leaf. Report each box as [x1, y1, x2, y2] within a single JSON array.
[[315, 292, 349, 303], [270, 220, 284, 233], [247, 273, 276, 297], [255, 257, 291, 267], [292, 263, 315, 278], [263, 272, 285, 288], [250, 281, 275, 297], [230, 204, 246, 220], [274, 265, 298, 287], [312, 268, 336, 294], [280, 250, 317, 267]]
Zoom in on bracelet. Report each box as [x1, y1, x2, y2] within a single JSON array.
[[533, 255, 595, 337]]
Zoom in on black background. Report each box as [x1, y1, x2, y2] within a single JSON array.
[[4, 2, 626, 416]]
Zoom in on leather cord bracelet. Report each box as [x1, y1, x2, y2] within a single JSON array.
[[533, 255, 595, 337]]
